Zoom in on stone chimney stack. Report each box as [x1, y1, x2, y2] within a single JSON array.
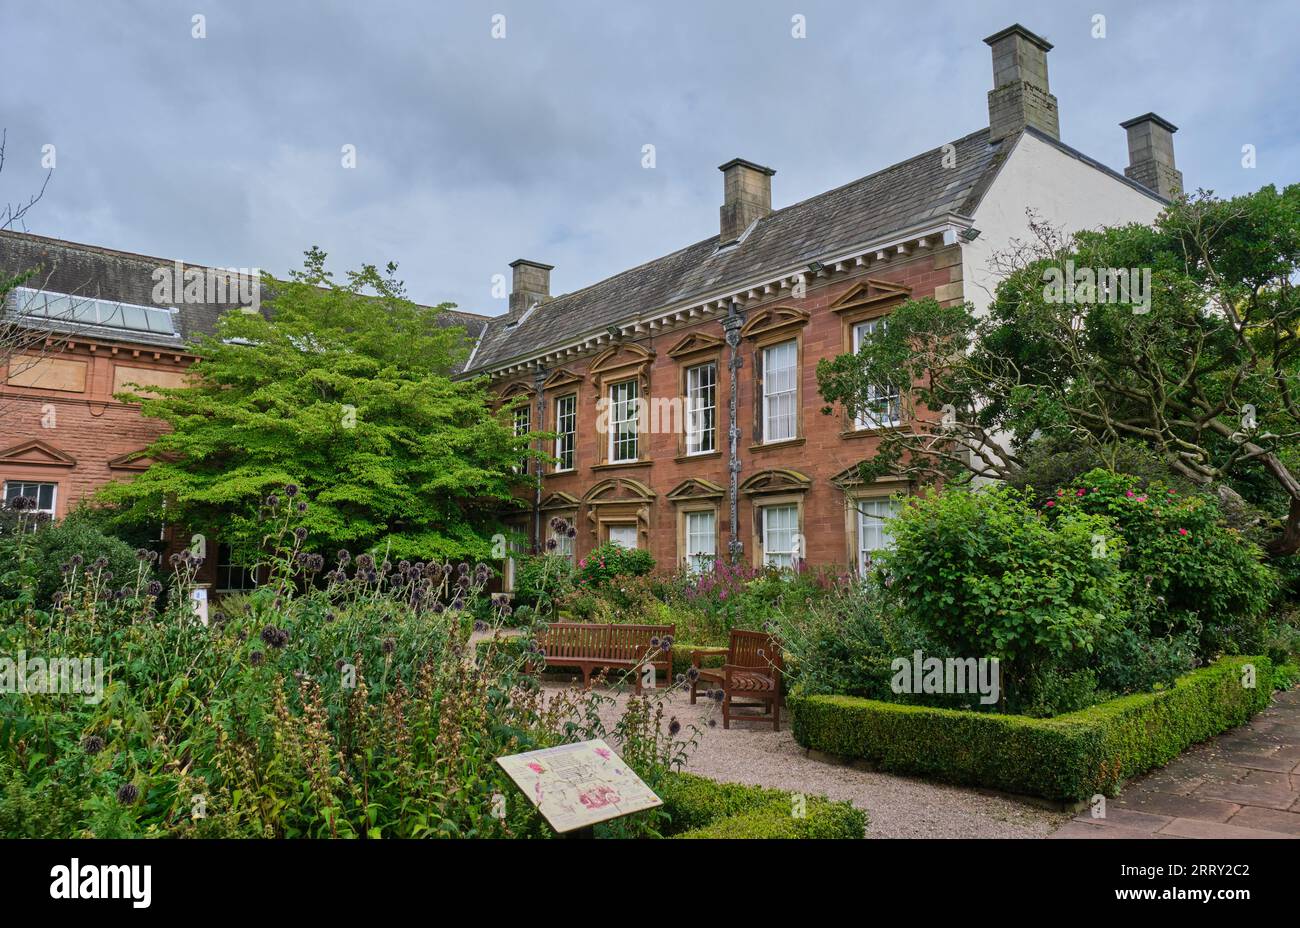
[[984, 24, 1059, 144], [1120, 113, 1183, 199], [508, 259, 553, 313], [718, 158, 776, 245]]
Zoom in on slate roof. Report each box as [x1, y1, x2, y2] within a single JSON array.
[[464, 127, 1010, 374], [0, 230, 488, 352]]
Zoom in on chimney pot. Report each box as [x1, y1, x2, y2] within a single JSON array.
[[718, 158, 776, 245], [508, 258, 553, 313], [983, 24, 1059, 144], [1120, 113, 1183, 198]]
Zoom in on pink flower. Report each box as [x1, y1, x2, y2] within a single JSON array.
[[1045, 500, 1056, 508], [1178, 528, 1190, 536], [1125, 490, 1135, 498], [1136, 495, 1147, 503], [1076, 488, 1086, 496]]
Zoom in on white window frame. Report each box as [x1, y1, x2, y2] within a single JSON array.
[[554, 393, 576, 472], [503, 529, 528, 592], [3, 480, 57, 517], [608, 379, 640, 463], [761, 503, 799, 569], [550, 517, 576, 562], [685, 361, 717, 455], [607, 523, 639, 549], [762, 340, 798, 443], [855, 498, 900, 576], [513, 403, 531, 473], [683, 509, 717, 572], [851, 319, 901, 430]]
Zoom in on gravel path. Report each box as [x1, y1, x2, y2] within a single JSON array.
[[540, 677, 1068, 839]]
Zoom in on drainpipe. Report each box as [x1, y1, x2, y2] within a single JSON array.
[[533, 367, 546, 552], [722, 302, 746, 563]]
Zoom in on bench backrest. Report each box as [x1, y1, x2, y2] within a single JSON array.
[[729, 629, 782, 673]]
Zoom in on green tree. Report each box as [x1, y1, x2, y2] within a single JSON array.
[[97, 248, 530, 563], [817, 184, 1300, 556]]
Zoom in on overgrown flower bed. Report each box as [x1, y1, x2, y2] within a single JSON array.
[[0, 491, 850, 839]]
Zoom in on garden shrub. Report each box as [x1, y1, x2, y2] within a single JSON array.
[[0, 506, 152, 610], [575, 542, 655, 587], [776, 579, 930, 700], [882, 485, 1124, 684], [511, 553, 573, 616], [1046, 469, 1279, 657], [657, 771, 866, 839], [789, 656, 1274, 802]]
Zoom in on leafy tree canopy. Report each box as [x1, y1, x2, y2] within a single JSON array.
[[817, 183, 1300, 555], [97, 247, 529, 563]]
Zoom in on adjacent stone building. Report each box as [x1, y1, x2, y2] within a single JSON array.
[[466, 24, 1182, 579], [0, 231, 484, 590]]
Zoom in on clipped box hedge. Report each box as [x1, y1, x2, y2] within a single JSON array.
[[658, 772, 867, 839], [789, 656, 1274, 803]]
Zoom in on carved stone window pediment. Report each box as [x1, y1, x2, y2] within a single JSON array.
[[829, 278, 913, 314], [739, 468, 812, 496]]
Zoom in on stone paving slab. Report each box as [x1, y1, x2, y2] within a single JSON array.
[[1051, 687, 1300, 839]]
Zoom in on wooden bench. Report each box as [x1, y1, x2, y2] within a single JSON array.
[[689, 629, 783, 730], [531, 622, 675, 694]]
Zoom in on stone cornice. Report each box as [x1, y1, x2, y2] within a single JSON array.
[[475, 219, 966, 381]]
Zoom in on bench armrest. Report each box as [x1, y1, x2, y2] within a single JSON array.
[[689, 647, 729, 667]]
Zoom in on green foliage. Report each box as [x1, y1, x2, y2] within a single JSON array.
[[815, 296, 975, 485], [574, 542, 655, 596], [1046, 469, 1279, 656], [1273, 663, 1300, 690], [0, 496, 693, 839], [789, 656, 1274, 802], [658, 771, 866, 839], [95, 247, 528, 563], [816, 185, 1300, 559], [882, 485, 1124, 668], [511, 554, 573, 617], [0, 508, 152, 610], [775, 579, 928, 700]]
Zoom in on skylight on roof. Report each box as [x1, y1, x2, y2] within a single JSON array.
[[9, 286, 179, 337]]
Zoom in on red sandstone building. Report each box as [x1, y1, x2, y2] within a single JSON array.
[[466, 25, 1183, 579]]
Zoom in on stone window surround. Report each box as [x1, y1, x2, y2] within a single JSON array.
[[667, 333, 725, 461], [751, 493, 804, 570], [586, 345, 654, 468], [836, 470, 909, 569], [833, 287, 911, 438], [552, 391, 578, 473], [741, 306, 810, 452]]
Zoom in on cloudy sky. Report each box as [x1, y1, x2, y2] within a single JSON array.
[[3, 0, 1297, 316]]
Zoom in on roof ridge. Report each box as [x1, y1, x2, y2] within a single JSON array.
[[0, 228, 490, 320], [759, 126, 992, 218], [520, 127, 992, 318]]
